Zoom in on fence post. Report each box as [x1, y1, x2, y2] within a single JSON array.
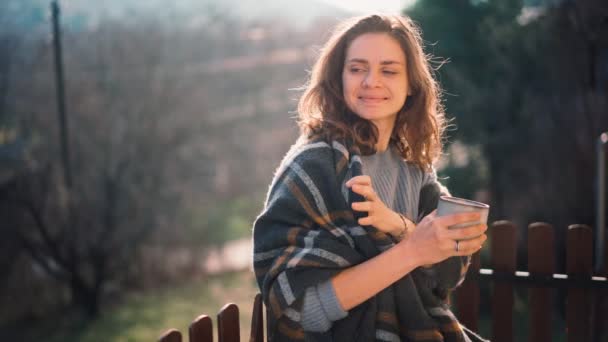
[[189, 315, 213, 342], [158, 329, 182, 342], [528, 222, 555, 342], [250, 293, 265, 342], [218, 303, 240, 342], [566, 224, 593, 342], [599, 234, 608, 342], [455, 251, 480, 331], [491, 220, 517, 342], [596, 132, 607, 275]]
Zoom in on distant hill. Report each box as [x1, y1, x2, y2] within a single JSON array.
[[3, 0, 355, 32]]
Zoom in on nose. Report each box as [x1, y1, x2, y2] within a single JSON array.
[[362, 70, 381, 88]]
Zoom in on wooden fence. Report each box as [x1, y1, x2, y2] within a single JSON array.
[[159, 220, 608, 342], [158, 294, 264, 342], [455, 221, 608, 342]]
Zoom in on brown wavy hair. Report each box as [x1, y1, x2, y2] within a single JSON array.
[[297, 14, 447, 171]]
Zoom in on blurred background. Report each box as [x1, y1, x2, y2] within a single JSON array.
[[0, 0, 606, 341]]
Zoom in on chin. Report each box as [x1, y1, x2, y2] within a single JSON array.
[[354, 111, 392, 121]]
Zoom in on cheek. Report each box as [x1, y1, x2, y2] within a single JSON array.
[[393, 81, 409, 102], [342, 74, 353, 93], [342, 77, 357, 102]]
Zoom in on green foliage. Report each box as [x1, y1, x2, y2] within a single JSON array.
[[182, 195, 263, 246], [439, 148, 488, 200], [8, 271, 258, 342], [407, 0, 607, 227], [408, 0, 528, 145]]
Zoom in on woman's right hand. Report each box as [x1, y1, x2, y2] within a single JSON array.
[[401, 210, 488, 267]]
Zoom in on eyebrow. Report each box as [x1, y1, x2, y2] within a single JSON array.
[[346, 58, 403, 66]]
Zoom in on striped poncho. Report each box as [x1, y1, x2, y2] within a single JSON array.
[[253, 137, 482, 342]]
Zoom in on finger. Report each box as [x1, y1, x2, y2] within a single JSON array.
[[446, 223, 487, 240], [358, 216, 373, 226], [346, 175, 372, 187], [435, 212, 481, 227], [351, 201, 372, 212], [351, 184, 376, 200], [454, 234, 487, 255]]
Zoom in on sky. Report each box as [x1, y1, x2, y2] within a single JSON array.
[[318, 0, 415, 13]]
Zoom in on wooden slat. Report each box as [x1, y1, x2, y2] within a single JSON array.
[[605, 232, 608, 277], [599, 233, 608, 342], [491, 220, 517, 342], [455, 250, 480, 331], [566, 224, 593, 342], [189, 314, 213, 342], [528, 222, 554, 342], [158, 329, 182, 342], [218, 303, 240, 342], [249, 293, 264, 342]]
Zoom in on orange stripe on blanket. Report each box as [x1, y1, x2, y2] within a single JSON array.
[[268, 289, 282, 319], [377, 311, 398, 326], [335, 155, 348, 175], [287, 228, 301, 245], [268, 246, 296, 278], [402, 328, 444, 341], [286, 179, 330, 228], [277, 321, 305, 340], [295, 259, 324, 268], [440, 321, 464, 333]]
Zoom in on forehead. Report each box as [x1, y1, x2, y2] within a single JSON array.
[[345, 33, 406, 64]]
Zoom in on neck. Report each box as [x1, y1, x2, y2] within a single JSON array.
[[375, 134, 391, 152], [372, 119, 394, 152]]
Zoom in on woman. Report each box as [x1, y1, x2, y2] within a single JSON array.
[[253, 14, 488, 341]]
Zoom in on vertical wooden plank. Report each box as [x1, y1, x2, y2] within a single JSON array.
[[158, 329, 182, 342], [189, 315, 213, 342], [455, 250, 480, 331], [528, 222, 554, 342], [218, 303, 240, 342], [602, 238, 608, 342], [491, 220, 517, 342], [600, 234, 608, 342], [566, 224, 593, 342], [249, 293, 264, 342]]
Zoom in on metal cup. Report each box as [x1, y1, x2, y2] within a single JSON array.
[[437, 196, 490, 236]]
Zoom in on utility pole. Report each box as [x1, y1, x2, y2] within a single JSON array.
[[51, 0, 72, 189]]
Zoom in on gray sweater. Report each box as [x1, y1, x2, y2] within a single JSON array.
[[301, 146, 461, 332]]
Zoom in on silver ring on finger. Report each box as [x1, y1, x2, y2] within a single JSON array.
[[455, 240, 460, 252]]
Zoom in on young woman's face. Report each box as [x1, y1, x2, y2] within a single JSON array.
[[342, 33, 409, 130]]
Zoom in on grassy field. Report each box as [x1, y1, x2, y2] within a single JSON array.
[[6, 270, 572, 341], [13, 271, 259, 342]]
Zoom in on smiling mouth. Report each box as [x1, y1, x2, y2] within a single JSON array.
[[358, 96, 388, 103]]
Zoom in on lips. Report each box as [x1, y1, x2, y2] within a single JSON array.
[[358, 96, 388, 103]]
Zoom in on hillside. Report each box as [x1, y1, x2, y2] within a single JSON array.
[[3, 0, 355, 31]]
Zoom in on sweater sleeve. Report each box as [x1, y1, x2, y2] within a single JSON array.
[[300, 280, 348, 332], [419, 169, 471, 293]]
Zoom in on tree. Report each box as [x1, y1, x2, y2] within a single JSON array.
[[1, 16, 201, 317], [407, 0, 608, 252]]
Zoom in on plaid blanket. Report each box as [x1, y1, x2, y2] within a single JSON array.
[[253, 137, 483, 342]]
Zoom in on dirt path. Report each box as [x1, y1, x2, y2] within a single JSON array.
[[204, 238, 253, 274]]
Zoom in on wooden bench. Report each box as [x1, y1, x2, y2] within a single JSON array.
[[159, 220, 608, 342]]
